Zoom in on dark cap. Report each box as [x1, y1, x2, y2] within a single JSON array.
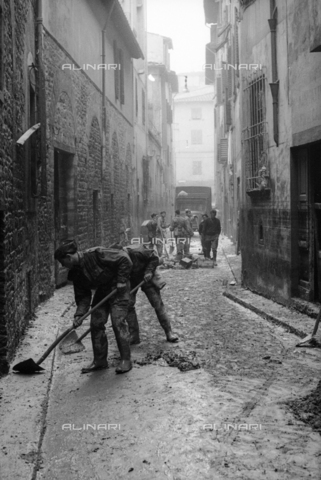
[[54, 239, 78, 261]]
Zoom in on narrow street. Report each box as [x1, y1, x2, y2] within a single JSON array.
[[6, 237, 317, 480]]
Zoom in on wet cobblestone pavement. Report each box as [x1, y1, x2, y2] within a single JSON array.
[[1, 237, 321, 479]]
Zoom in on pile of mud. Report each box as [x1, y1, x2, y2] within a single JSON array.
[[134, 349, 201, 372], [286, 379, 321, 434]]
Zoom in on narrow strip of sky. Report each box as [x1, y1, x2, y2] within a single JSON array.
[[146, 0, 209, 74]]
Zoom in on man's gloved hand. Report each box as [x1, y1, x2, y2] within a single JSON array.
[[73, 315, 84, 328], [144, 272, 153, 282], [117, 282, 127, 293]]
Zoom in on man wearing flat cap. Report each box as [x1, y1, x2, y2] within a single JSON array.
[[54, 240, 133, 374]]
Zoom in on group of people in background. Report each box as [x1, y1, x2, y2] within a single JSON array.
[[147, 208, 221, 264]]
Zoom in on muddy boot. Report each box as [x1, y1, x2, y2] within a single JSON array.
[[126, 310, 141, 345], [82, 329, 108, 373], [213, 251, 217, 266], [81, 361, 108, 374], [114, 336, 132, 374], [158, 313, 179, 342]]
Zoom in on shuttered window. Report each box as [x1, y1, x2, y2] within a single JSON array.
[[216, 76, 222, 104], [219, 139, 228, 164], [119, 48, 125, 105], [113, 41, 119, 100]]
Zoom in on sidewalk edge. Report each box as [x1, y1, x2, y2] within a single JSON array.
[[223, 290, 307, 339]]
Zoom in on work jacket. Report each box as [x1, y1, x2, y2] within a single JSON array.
[[68, 247, 132, 317], [203, 217, 221, 237], [147, 219, 157, 239], [170, 215, 193, 237], [199, 220, 206, 236], [185, 216, 194, 237], [124, 244, 159, 283]]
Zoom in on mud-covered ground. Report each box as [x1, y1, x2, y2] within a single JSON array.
[[286, 379, 321, 433], [1, 236, 321, 480]]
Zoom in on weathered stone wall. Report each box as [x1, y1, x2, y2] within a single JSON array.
[[0, 1, 50, 373], [0, 3, 138, 373]]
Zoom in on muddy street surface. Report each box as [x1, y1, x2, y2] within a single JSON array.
[[5, 237, 321, 480]]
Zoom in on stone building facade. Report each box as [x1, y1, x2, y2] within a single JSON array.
[[204, 0, 321, 306], [0, 0, 145, 373], [173, 84, 215, 197], [147, 33, 177, 218]]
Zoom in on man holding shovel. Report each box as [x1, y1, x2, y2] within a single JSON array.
[[123, 244, 179, 344], [54, 240, 133, 374]]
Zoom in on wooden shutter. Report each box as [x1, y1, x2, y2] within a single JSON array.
[[119, 49, 124, 105], [113, 41, 119, 100]]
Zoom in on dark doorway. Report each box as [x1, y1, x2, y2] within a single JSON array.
[[54, 149, 75, 287], [293, 142, 321, 302]]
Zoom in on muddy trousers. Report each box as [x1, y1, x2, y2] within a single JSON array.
[[127, 282, 173, 340], [204, 235, 219, 260], [90, 285, 131, 364], [174, 236, 189, 258]]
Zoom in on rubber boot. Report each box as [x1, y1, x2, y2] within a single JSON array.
[[157, 313, 179, 342], [213, 250, 217, 266], [126, 310, 141, 344], [114, 333, 132, 374], [81, 329, 109, 373]]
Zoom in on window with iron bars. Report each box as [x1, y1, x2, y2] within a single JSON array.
[[242, 73, 269, 192]]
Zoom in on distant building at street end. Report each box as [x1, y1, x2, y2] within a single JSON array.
[[173, 83, 215, 198]]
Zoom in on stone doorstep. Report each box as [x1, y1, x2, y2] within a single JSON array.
[[0, 285, 75, 480]]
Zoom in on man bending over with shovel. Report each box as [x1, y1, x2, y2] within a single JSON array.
[[54, 240, 133, 374], [123, 244, 179, 344]]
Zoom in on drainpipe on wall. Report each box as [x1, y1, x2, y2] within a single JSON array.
[[36, 0, 47, 195], [101, 0, 116, 175], [268, 13, 279, 146]]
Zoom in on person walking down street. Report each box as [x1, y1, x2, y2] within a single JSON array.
[[156, 211, 170, 257], [203, 209, 221, 265], [54, 240, 133, 374], [198, 213, 209, 258], [170, 209, 193, 260], [124, 244, 179, 344], [184, 209, 194, 255], [147, 213, 158, 251]]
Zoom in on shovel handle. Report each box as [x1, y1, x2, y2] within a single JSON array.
[[312, 305, 321, 336], [36, 288, 119, 366], [74, 280, 146, 344]]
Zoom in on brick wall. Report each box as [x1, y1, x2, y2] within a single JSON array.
[[0, 2, 140, 373]]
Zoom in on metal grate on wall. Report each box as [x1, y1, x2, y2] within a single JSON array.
[[241, 70, 269, 191]]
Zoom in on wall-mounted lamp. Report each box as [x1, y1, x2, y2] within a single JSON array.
[[148, 74, 156, 82]]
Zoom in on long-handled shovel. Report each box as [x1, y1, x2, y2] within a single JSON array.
[[12, 289, 119, 374], [60, 280, 146, 355], [296, 305, 321, 347]]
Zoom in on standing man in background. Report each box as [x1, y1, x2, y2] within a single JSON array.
[[170, 210, 193, 260], [184, 209, 194, 255], [147, 213, 158, 251], [203, 209, 221, 265], [156, 211, 170, 257], [198, 213, 209, 258]]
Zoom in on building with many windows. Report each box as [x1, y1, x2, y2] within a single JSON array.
[[173, 82, 215, 197]]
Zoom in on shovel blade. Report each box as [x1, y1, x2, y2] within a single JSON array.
[[12, 358, 45, 374], [296, 335, 317, 347], [59, 329, 86, 355]]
